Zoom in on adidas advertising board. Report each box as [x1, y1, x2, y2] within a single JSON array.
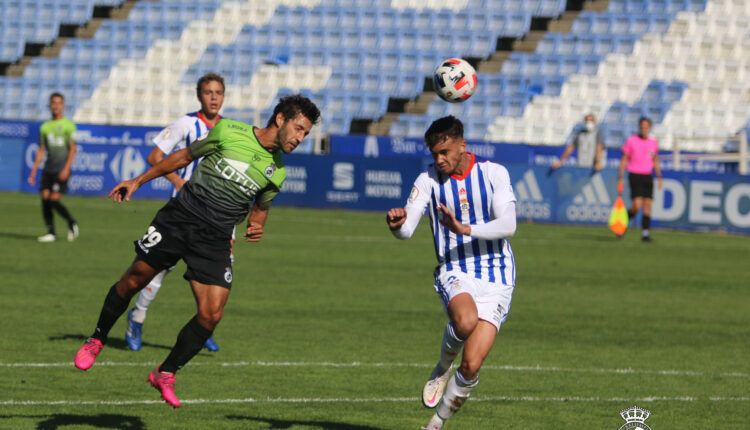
[[18, 122, 172, 198], [559, 173, 613, 223], [506, 167, 554, 221]]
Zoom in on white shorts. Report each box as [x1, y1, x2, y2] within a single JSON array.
[[434, 270, 515, 331]]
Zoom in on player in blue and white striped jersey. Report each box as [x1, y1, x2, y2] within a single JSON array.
[[124, 73, 225, 353], [386, 116, 517, 430]]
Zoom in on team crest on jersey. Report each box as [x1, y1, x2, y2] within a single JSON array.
[[264, 164, 277, 178], [224, 267, 233, 283], [459, 188, 470, 216], [408, 186, 419, 203], [158, 127, 172, 141]]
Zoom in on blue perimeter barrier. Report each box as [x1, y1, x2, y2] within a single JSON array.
[[1, 120, 748, 234]]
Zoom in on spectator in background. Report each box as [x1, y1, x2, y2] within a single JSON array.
[[617, 116, 663, 242], [28, 93, 79, 243], [550, 113, 605, 173]]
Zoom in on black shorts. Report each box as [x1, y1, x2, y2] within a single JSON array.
[[628, 173, 654, 199], [134, 199, 234, 289], [40, 171, 68, 193]]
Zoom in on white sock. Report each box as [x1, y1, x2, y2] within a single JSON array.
[[423, 414, 444, 430], [438, 323, 464, 372], [131, 270, 167, 323], [436, 371, 479, 421]]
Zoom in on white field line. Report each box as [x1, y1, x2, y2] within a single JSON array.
[[1, 360, 747, 379], [1, 396, 748, 407]]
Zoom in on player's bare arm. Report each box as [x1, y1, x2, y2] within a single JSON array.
[[594, 143, 605, 171], [617, 153, 630, 194], [386, 208, 408, 230], [653, 151, 663, 189], [437, 204, 470, 236], [147, 147, 186, 191], [551, 143, 575, 170], [109, 148, 194, 203], [245, 204, 268, 242], [28, 143, 46, 186], [59, 140, 77, 182]]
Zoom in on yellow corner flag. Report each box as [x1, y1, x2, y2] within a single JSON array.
[[608, 195, 629, 237]]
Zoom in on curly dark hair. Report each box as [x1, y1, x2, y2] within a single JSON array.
[[267, 94, 321, 126]]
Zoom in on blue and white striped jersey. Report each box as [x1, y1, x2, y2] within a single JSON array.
[[401, 154, 517, 286], [152, 111, 219, 197]]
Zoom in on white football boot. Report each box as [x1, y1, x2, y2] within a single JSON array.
[[37, 233, 56, 242], [422, 364, 452, 408], [67, 223, 79, 241]]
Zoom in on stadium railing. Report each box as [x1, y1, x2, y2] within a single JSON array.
[[663, 130, 749, 175]]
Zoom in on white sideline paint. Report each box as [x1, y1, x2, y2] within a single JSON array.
[[74, 0, 330, 126], [1, 360, 747, 379], [1, 396, 748, 407]]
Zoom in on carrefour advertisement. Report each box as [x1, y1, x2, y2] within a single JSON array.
[[19, 123, 171, 198]]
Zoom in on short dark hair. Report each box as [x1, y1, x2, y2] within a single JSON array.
[[196, 72, 225, 97], [49, 92, 64, 102], [638, 116, 652, 126], [267, 94, 321, 126], [424, 115, 464, 147]]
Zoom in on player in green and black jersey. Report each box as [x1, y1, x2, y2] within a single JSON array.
[[72, 95, 320, 408], [28, 93, 79, 242]]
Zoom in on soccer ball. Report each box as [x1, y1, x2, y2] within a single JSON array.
[[432, 58, 478, 103]]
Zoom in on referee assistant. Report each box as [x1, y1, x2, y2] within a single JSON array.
[[617, 116, 663, 242]]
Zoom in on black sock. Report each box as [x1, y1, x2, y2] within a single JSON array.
[[91, 284, 130, 343], [642, 215, 651, 230], [160, 316, 213, 374], [42, 200, 54, 234], [50, 200, 75, 226]]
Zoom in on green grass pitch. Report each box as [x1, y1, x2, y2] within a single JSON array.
[[0, 191, 748, 429]]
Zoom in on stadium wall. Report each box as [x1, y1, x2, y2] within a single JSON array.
[[2, 119, 748, 234]]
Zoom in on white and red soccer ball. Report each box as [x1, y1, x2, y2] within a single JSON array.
[[432, 58, 477, 103]]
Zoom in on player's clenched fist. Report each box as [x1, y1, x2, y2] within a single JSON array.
[[109, 179, 139, 203], [245, 221, 264, 242], [386, 208, 407, 230]]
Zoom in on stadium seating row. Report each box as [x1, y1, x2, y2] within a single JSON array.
[[571, 12, 677, 34], [270, 6, 532, 33], [536, 34, 640, 56]]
